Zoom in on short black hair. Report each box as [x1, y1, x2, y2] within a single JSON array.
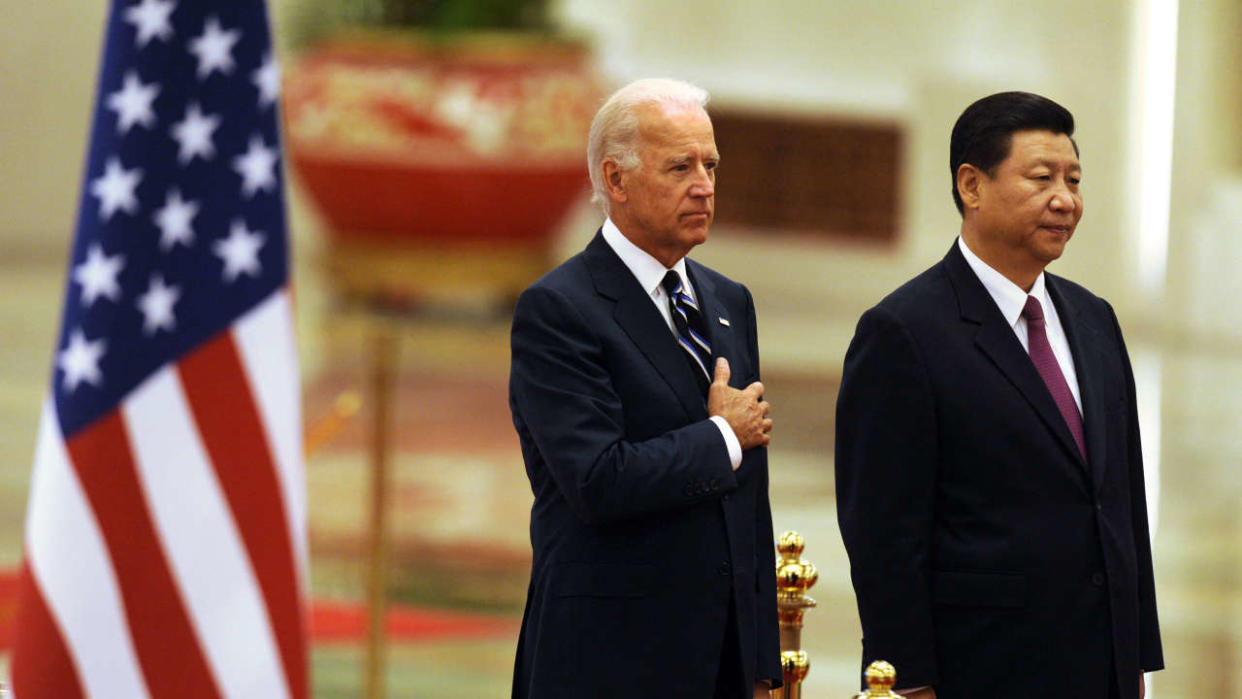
[[949, 91, 1076, 215]]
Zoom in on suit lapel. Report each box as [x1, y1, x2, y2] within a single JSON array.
[[583, 233, 707, 420], [1047, 277, 1110, 490], [943, 244, 1089, 482]]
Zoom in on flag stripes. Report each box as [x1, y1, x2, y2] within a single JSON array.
[[9, 564, 86, 699], [233, 292, 307, 579], [21, 403, 148, 699], [15, 297, 302, 698], [72, 409, 223, 698], [178, 330, 306, 699], [124, 358, 287, 699]]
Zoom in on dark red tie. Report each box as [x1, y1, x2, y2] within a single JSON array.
[[1022, 296, 1086, 460]]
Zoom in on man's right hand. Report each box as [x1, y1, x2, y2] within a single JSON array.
[[707, 357, 772, 454]]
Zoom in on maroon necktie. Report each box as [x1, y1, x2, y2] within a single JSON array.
[[1022, 295, 1086, 460]]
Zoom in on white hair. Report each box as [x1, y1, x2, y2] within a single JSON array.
[[587, 78, 710, 212]]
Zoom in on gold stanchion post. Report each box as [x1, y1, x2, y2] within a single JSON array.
[[774, 531, 818, 699], [852, 660, 902, 698], [363, 327, 397, 699]]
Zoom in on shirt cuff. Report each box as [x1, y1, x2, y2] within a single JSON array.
[[709, 415, 742, 469]]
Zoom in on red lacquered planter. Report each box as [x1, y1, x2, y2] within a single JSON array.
[[283, 31, 601, 304]]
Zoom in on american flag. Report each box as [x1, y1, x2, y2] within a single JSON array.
[[9, 1, 307, 697]]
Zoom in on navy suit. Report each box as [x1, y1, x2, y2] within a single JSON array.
[[835, 243, 1163, 697], [509, 232, 781, 697]]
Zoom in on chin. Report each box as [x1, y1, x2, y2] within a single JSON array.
[[1036, 242, 1068, 264], [681, 223, 711, 244]]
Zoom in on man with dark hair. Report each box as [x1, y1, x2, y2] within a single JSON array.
[[835, 91, 1163, 698]]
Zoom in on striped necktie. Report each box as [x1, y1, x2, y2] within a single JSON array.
[[662, 270, 712, 392]]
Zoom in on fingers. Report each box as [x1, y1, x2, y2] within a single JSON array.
[[713, 357, 730, 386], [743, 380, 764, 399]]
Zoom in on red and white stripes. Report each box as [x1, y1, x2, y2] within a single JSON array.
[[12, 291, 306, 699]]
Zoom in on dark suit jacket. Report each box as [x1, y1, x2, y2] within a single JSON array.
[[835, 242, 1163, 698], [509, 232, 782, 697]]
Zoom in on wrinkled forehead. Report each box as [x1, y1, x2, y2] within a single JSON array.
[[635, 102, 716, 149]]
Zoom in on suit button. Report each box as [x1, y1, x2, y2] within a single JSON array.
[[721, 494, 730, 503], [717, 562, 731, 577], [1095, 501, 1103, 512], [709, 478, 719, 489], [1091, 572, 1106, 587]]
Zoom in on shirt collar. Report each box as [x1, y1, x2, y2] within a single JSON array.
[[957, 236, 1049, 328], [602, 218, 693, 300]]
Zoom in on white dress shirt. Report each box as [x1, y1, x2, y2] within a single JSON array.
[[601, 219, 743, 469], [957, 236, 1082, 412]]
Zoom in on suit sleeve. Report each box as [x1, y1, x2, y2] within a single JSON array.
[[510, 284, 737, 526], [834, 306, 940, 687], [744, 285, 783, 687], [1109, 304, 1164, 671]]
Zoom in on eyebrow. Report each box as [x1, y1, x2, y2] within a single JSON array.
[[665, 154, 720, 166], [1031, 159, 1081, 171]]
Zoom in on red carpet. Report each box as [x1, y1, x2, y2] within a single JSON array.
[[0, 568, 515, 652]]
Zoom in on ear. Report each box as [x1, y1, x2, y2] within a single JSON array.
[[602, 158, 628, 204], [957, 163, 985, 212]]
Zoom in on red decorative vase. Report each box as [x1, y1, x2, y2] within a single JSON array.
[[283, 31, 601, 303]]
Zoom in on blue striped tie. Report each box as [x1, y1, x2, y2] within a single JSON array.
[[662, 270, 712, 391]]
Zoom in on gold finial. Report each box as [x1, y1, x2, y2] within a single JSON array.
[[776, 531, 818, 597], [780, 650, 810, 683], [775, 531, 817, 698], [852, 660, 900, 698]]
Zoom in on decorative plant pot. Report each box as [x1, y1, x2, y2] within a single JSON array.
[[283, 30, 601, 304]]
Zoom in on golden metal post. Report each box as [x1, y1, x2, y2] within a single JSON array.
[[774, 531, 818, 699], [852, 660, 902, 698], [363, 327, 397, 699]]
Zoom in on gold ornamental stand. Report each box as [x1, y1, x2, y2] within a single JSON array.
[[362, 326, 397, 699], [774, 531, 818, 699], [323, 236, 551, 699]]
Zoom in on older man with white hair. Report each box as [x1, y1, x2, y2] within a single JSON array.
[[508, 78, 782, 698]]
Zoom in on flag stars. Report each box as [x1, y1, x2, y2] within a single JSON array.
[[252, 52, 280, 109], [106, 70, 160, 134], [189, 16, 241, 79], [154, 188, 199, 250], [90, 157, 143, 221], [232, 135, 278, 197], [170, 102, 220, 164], [214, 219, 265, 282], [124, 0, 176, 48], [58, 329, 106, 392], [72, 244, 126, 307], [136, 274, 181, 335]]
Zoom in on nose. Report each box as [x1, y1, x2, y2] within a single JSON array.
[[689, 165, 715, 198], [1049, 185, 1076, 213]]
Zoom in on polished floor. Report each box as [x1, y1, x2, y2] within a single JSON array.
[[1, 234, 1240, 697]]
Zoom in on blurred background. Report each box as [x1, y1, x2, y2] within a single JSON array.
[[2, 0, 1240, 695]]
